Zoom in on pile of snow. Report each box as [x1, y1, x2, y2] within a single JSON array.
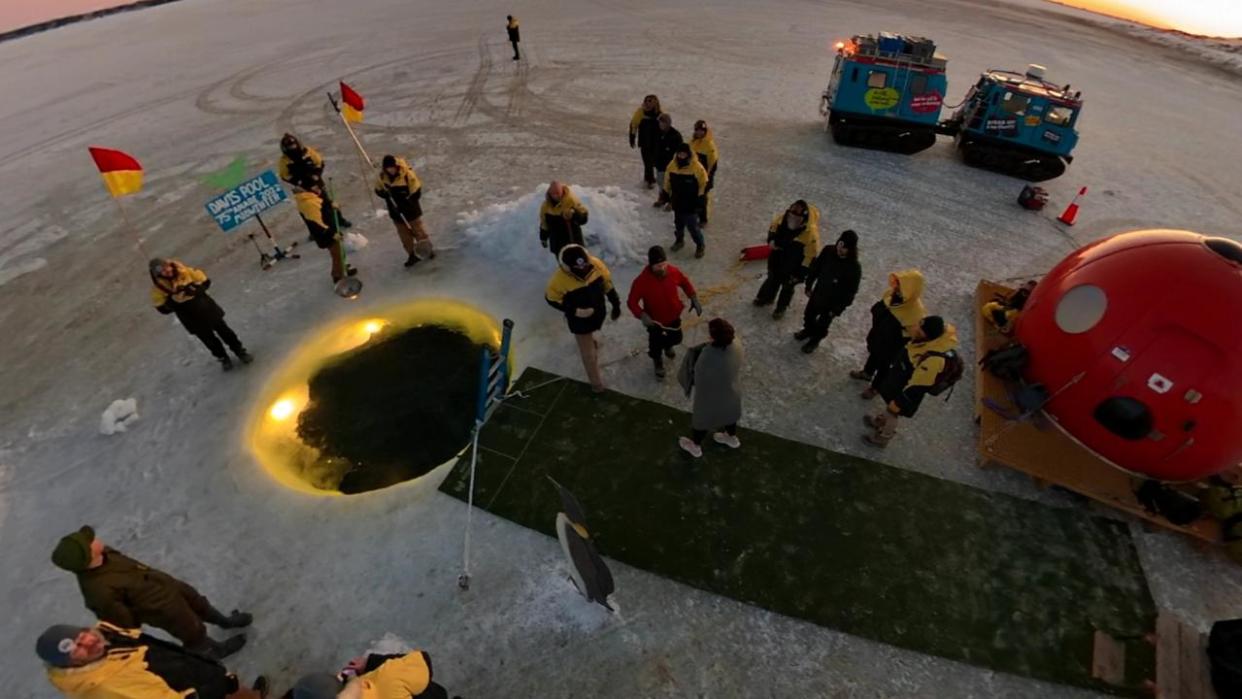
[[343, 232, 369, 252], [99, 399, 139, 435], [456, 185, 649, 272]]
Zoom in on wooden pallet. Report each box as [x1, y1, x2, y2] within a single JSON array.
[[1152, 612, 1216, 698], [973, 280, 1221, 543]]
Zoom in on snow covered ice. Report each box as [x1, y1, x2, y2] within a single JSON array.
[[98, 399, 139, 435], [2, 0, 1241, 696]]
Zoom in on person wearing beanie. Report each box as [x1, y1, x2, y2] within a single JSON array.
[[289, 649, 452, 699], [753, 200, 822, 320], [51, 526, 252, 661], [689, 120, 719, 225], [506, 15, 521, 60], [295, 183, 358, 286], [864, 315, 958, 447], [627, 95, 664, 190], [149, 258, 252, 371], [662, 143, 709, 258], [651, 112, 683, 207], [538, 181, 589, 257], [278, 133, 351, 231], [676, 318, 744, 458], [37, 621, 269, 698], [375, 154, 435, 268], [545, 244, 622, 393], [627, 245, 702, 379], [852, 269, 928, 398], [796, 229, 862, 354]]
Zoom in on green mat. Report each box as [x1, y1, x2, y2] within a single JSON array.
[[440, 368, 1156, 694]]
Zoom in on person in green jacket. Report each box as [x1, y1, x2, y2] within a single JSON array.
[[51, 526, 252, 660]]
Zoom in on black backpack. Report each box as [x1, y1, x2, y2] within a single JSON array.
[[924, 350, 964, 399], [1209, 618, 1242, 697], [1134, 480, 1204, 526], [981, 343, 1029, 382]]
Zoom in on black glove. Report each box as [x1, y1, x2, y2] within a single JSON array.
[[610, 303, 622, 321], [376, 189, 390, 200], [629, 133, 636, 149]]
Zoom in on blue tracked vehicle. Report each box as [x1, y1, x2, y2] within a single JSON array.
[[820, 33, 1084, 181]]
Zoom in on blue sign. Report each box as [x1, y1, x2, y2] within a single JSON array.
[[204, 170, 288, 232]]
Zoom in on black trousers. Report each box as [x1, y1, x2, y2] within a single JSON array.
[[647, 319, 683, 360], [692, 424, 737, 444], [510, 40, 520, 59], [755, 273, 798, 312], [191, 320, 244, 360], [641, 151, 659, 184], [801, 297, 837, 341]]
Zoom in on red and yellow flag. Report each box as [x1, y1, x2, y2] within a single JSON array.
[[88, 147, 143, 197], [340, 82, 364, 123]]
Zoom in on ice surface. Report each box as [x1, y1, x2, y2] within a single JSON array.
[[1, 0, 1240, 696], [98, 398, 138, 435]]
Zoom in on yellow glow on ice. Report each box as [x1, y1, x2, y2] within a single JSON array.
[[245, 298, 507, 496]]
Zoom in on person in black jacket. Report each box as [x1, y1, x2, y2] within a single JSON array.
[[651, 113, 683, 207], [149, 259, 252, 371], [796, 229, 861, 353], [753, 201, 821, 320], [628, 95, 663, 189], [506, 15, 521, 60]]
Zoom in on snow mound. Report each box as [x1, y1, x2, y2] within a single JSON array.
[[456, 185, 648, 271], [343, 232, 368, 252], [99, 398, 139, 435], [366, 631, 414, 656]]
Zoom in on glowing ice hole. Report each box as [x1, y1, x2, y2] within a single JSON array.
[[246, 299, 507, 496]]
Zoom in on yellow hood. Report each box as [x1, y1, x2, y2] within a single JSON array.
[[884, 269, 927, 331]]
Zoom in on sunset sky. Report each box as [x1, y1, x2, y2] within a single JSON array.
[[0, 0, 1239, 36]]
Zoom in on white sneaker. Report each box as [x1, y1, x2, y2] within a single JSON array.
[[678, 437, 703, 458], [713, 433, 741, 449]]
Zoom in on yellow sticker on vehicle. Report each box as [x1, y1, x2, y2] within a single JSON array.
[[864, 87, 900, 112]]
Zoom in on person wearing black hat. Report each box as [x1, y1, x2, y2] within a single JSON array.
[[51, 526, 252, 660], [628, 95, 664, 190], [753, 200, 822, 319], [506, 15, 521, 60], [149, 258, 252, 371], [545, 244, 622, 393], [278, 133, 351, 230], [37, 621, 269, 698], [288, 649, 452, 699], [864, 315, 958, 447], [796, 229, 862, 354], [651, 113, 684, 207], [627, 245, 703, 379], [375, 154, 435, 267], [662, 143, 709, 258]]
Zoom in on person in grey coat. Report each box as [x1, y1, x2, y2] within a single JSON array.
[[676, 317, 743, 458]]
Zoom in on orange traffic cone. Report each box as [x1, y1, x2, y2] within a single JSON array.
[[1058, 186, 1088, 225]]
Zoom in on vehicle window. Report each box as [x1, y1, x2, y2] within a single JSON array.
[[851, 67, 859, 83], [1000, 92, 1030, 115], [1045, 105, 1074, 125], [867, 71, 887, 89], [909, 74, 928, 95]]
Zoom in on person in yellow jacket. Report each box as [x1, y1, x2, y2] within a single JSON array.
[[753, 200, 821, 319], [288, 649, 451, 699], [539, 181, 589, 256], [689, 120, 719, 225], [37, 621, 268, 699], [854, 269, 927, 398], [663, 144, 709, 257], [375, 154, 435, 267], [295, 184, 357, 286], [149, 258, 251, 371], [278, 133, 351, 230], [506, 15, 520, 60], [628, 95, 664, 189], [864, 316, 959, 447], [981, 280, 1036, 335], [546, 244, 622, 393]]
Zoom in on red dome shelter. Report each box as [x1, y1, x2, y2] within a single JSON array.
[[1015, 229, 1242, 482]]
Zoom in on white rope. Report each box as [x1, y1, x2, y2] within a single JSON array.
[[458, 422, 483, 589]]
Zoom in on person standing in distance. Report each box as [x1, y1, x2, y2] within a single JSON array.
[[628, 95, 663, 190], [506, 15, 521, 60]]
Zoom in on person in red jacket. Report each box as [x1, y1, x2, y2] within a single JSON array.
[[627, 245, 703, 379]]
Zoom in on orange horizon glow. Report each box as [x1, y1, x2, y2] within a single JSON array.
[[1052, 0, 1242, 37]]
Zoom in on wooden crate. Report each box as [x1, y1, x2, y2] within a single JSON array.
[[973, 280, 1220, 543], [1152, 612, 1216, 699]]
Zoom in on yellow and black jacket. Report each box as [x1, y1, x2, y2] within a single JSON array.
[[629, 107, 663, 154], [295, 190, 339, 249], [663, 157, 707, 214], [539, 187, 589, 255], [545, 247, 620, 335], [883, 323, 959, 416], [690, 129, 719, 188], [350, 651, 434, 698], [149, 262, 223, 334], [277, 146, 325, 189], [45, 622, 234, 699], [865, 269, 928, 372], [506, 18, 520, 42], [766, 205, 821, 273], [374, 157, 423, 223]]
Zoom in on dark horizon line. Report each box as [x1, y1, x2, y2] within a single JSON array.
[[0, 0, 189, 45]]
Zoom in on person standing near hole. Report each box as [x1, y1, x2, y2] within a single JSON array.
[[375, 154, 435, 268], [677, 318, 744, 458], [149, 258, 252, 371], [545, 244, 622, 393], [539, 181, 589, 257], [753, 200, 821, 319], [278, 133, 351, 231], [506, 15, 521, 60], [628, 95, 663, 190], [689, 120, 719, 225], [294, 183, 357, 286]]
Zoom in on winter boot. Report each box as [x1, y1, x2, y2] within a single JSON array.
[[670, 238, 685, 253], [801, 339, 820, 354], [339, 217, 353, 230], [236, 350, 254, 365], [664, 346, 676, 359], [753, 297, 771, 307], [205, 607, 253, 629], [192, 634, 246, 660], [794, 329, 810, 341], [645, 180, 654, 190], [252, 676, 270, 699], [346, 265, 359, 277], [772, 307, 786, 320], [863, 418, 896, 448], [860, 386, 878, 400], [863, 413, 889, 430], [219, 356, 234, 372], [654, 357, 666, 380], [404, 251, 422, 267], [678, 437, 703, 458], [849, 370, 873, 382], [694, 244, 705, 259], [713, 432, 741, 449]]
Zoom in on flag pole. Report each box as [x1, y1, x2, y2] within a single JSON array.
[[326, 92, 379, 213], [113, 196, 149, 259]]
